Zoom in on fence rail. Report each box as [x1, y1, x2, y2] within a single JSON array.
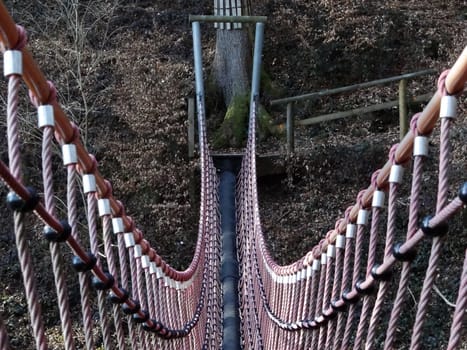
[[270, 69, 436, 105], [271, 69, 437, 154]]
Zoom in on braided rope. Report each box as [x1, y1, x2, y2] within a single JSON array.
[[42, 124, 76, 350], [135, 256, 149, 349], [329, 234, 344, 349], [322, 244, 334, 349], [353, 194, 382, 349], [334, 220, 355, 349], [128, 247, 145, 349], [7, 70, 48, 350], [447, 249, 467, 350], [14, 212, 48, 350], [410, 80, 454, 349], [101, 215, 126, 349], [365, 175, 400, 349], [86, 193, 113, 349], [343, 214, 367, 348], [384, 117, 427, 349], [67, 165, 95, 350]]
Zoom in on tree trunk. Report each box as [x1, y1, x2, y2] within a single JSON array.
[[211, 0, 278, 147], [212, 29, 251, 107]]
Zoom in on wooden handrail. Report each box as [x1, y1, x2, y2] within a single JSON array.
[[189, 15, 267, 23], [294, 93, 431, 127], [270, 69, 436, 106]]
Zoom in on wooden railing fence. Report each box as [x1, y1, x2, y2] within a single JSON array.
[[270, 69, 436, 154]]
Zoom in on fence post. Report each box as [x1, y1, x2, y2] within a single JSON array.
[[399, 79, 408, 140], [188, 97, 195, 158], [286, 102, 294, 154]]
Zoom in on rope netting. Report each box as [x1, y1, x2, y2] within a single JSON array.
[[0, 4, 221, 349], [236, 47, 467, 349]]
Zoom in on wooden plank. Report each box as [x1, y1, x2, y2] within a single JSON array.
[[214, 0, 219, 28], [286, 103, 294, 154], [225, 0, 231, 30], [190, 15, 267, 23], [270, 69, 436, 106], [399, 79, 408, 140], [296, 93, 433, 126], [188, 98, 195, 158]]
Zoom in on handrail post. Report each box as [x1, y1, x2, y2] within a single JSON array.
[[286, 102, 294, 154], [188, 97, 195, 158], [399, 78, 408, 140]]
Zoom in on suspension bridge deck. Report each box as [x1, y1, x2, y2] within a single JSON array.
[[212, 152, 286, 177]]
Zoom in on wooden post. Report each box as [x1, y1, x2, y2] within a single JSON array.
[[399, 79, 408, 140], [286, 102, 294, 154], [188, 97, 195, 158]]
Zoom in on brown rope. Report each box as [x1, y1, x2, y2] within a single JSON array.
[[384, 116, 427, 349], [410, 88, 454, 349], [41, 121, 76, 350], [101, 215, 126, 349], [86, 193, 113, 349], [7, 64, 48, 350], [67, 165, 95, 350], [366, 166, 401, 349], [354, 177, 383, 349], [447, 249, 467, 350]]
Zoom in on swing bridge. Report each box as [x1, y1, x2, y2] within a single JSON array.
[[0, 3, 466, 349]]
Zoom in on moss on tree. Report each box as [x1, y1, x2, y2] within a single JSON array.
[[212, 93, 283, 148], [213, 93, 249, 148]]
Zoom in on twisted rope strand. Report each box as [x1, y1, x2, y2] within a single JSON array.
[[365, 180, 400, 349], [384, 150, 426, 349], [410, 115, 452, 350], [42, 126, 75, 350], [86, 193, 113, 349], [101, 216, 126, 350], [67, 165, 94, 350], [353, 202, 381, 349], [14, 212, 48, 350], [446, 249, 467, 350], [7, 73, 48, 350]]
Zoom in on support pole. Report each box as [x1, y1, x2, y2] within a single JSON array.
[[216, 157, 242, 350], [250, 22, 265, 106], [286, 102, 294, 154], [192, 20, 208, 160], [192, 22, 205, 99], [399, 78, 408, 140]]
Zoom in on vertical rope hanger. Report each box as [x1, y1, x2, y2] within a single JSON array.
[[410, 70, 458, 350], [383, 113, 428, 349], [81, 173, 113, 349], [4, 26, 48, 350], [342, 191, 370, 348], [31, 82, 76, 350], [62, 139, 95, 350], [333, 207, 355, 350], [365, 144, 404, 349], [446, 248, 467, 350], [353, 170, 385, 349], [99, 197, 126, 350]]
